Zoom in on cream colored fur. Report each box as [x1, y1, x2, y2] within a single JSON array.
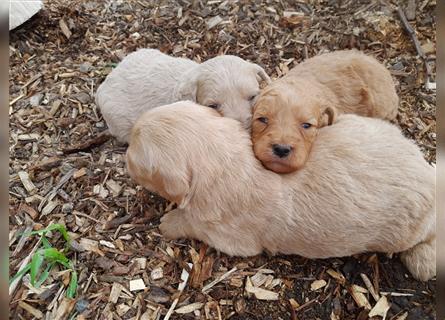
[[252, 49, 399, 173], [127, 102, 435, 282], [96, 48, 270, 142], [285, 49, 399, 119]]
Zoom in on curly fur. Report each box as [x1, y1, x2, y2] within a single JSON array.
[[96, 49, 270, 142], [127, 102, 435, 282]]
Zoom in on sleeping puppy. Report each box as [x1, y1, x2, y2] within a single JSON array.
[[96, 48, 270, 142], [126, 101, 435, 282], [252, 49, 398, 173]]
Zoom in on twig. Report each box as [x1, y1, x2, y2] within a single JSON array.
[[164, 263, 192, 320], [73, 211, 101, 224], [202, 267, 237, 294], [62, 130, 112, 154], [360, 273, 380, 302], [397, 6, 432, 85], [380, 291, 414, 297], [104, 214, 134, 230], [295, 296, 318, 312]]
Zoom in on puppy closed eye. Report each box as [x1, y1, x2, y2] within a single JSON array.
[[248, 94, 258, 102], [208, 103, 221, 110], [257, 117, 268, 124]]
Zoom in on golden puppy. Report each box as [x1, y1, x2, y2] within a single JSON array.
[[127, 101, 435, 282], [252, 49, 399, 173]]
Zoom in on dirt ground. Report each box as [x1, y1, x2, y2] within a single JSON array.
[[9, 0, 436, 319]]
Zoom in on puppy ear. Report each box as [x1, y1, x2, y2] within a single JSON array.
[[252, 63, 271, 85], [176, 69, 199, 101], [320, 106, 337, 127], [126, 136, 192, 207]]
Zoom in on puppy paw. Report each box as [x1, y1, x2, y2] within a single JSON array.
[[159, 210, 187, 240], [400, 239, 436, 282]]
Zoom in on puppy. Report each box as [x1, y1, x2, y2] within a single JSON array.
[[127, 101, 435, 282], [252, 49, 399, 173], [96, 48, 270, 142]]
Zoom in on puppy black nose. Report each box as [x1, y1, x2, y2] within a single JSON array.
[[272, 144, 292, 158]]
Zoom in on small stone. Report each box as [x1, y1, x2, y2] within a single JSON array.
[[79, 62, 91, 73], [75, 299, 89, 313], [74, 92, 91, 104], [391, 61, 404, 70], [30, 93, 43, 106], [62, 203, 73, 214], [131, 32, 141, 40]]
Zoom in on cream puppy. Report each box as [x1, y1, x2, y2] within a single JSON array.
[[252, 49, 399, 173], [126, 102, 435, 282], [96, 49, 270, 142]]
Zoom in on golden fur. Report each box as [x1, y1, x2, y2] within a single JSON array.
[[252, 50, 399, 173], [127, 102, 435, 281]]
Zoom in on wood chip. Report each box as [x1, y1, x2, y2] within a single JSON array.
[[18, 171, 36, 194], [41, 200, 59, 216], [116, 303, 131, 316], [207, 15, 223, 29], [164, 263, 192, 320], [202, 267, 237, 294], [289, 298, 300, 310], [79, 238, 104, 255], [73, 167, 87, 179], [394, 312, 408, 320], [109, 282, 124, 303], [327, 269, 346, 285], [106, 179, 122, 196], [59, 19, 72, 39], [310, 279, 327, 291], [245, 276, 279, 300], [251, 271, 270, 287], [18, 301, 43, 319], [53, 298, 76, 320], [175, 302, 204, 314], [360, 273, 380, 302], [99, 240, 115, 249], [129, 279, 146, 292], [350, 285, 371, 310], [368, 296, 390, 318], [150, 267, 164, 280]]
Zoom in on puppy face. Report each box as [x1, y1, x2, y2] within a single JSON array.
[[252, 86, 336, 173], [178, 56, 270, 128]]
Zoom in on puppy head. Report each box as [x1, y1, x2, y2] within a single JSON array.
[[252, 84, 337, 173], [126, 109, 193, 208], [177, 55, 271, 128]]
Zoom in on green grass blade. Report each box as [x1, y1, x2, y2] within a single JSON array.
[[35, 262, 55, 287], [41, 248, 70, 266], [9, 263, 31, 285], [30, 252, 44, 286], [26, 224, 70, 243], [66, 269, 78, 298], [41, 235, 52, 249]]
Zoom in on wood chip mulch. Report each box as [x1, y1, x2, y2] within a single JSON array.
[[9, 0, 436, 319]]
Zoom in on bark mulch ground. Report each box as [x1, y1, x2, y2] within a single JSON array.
[[9, 0, 436, 319]]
